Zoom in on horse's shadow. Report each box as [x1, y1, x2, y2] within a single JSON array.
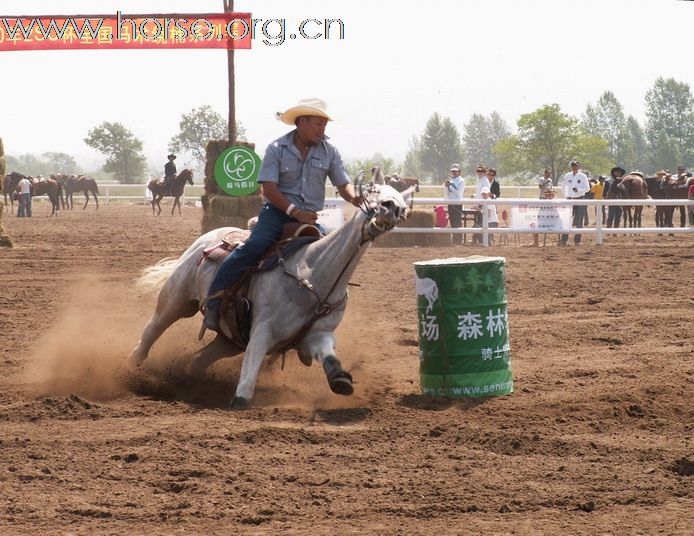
[[124, 366, 237, 410], [397, 393, 489, 412]]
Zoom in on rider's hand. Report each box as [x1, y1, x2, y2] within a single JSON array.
[[293, 209, 318, 225]]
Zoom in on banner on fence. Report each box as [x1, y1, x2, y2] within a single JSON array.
[[318, 202, 344, 231], [511, 204, 572, 231]]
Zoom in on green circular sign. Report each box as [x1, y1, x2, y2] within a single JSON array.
[[214, 146, 261, 196]]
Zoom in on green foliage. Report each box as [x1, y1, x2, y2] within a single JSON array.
[[403, 136, 422, 178], [84, 122, 147, 184], [494, 104, 609, 180], [169, 105, 246, 170], [462, 112, 510, 173], [623, 116, 650, 173], [645, 77, 694, 167], [346, 153, 398, 181], [416, 113, 463, 183], [582, 91, 631, 165], [42, 152, 80, 174]]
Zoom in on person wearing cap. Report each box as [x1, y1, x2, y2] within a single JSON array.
[[559, 160, 590, 246], [164, 153, 177, 196], [472, 164, 491, 234], [202, 98, 361, 334], [443, 163, 465, 239], [604, 166, 626, 228]]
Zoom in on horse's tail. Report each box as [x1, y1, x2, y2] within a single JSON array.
[[136, 257, 180, 293]]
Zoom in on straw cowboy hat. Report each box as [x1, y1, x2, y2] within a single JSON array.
[[167, 153, 176, 159], [276, 98, 332, 125]]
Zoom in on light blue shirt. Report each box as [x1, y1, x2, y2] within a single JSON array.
[[258, 130, 351, 212]]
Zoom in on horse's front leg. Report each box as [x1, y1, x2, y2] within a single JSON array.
[[83, 193, 89, 210], [297, 331, 354, 396], [94, 192, 99, 210], [171, 196, 178, 216], [232, 322, 274, 408]]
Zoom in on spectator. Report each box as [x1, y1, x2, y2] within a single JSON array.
[[16, 175, 32, 218], [443, 163, 464, 241], [480, 186, 499, 245], [473, 164, 491, 198], [593, 176, 606, 224], [604, 166, 625, 228], [559, 160, 590, 246], [487, 168, 500, 198], [688, 179, 694, 226], [538, 168, 552, 198]]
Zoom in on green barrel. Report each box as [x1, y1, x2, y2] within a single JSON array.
[[414, 256, 513, 397]]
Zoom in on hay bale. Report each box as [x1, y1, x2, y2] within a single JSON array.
[[201, 193, 263, 234], [0, 202, 13, 248], [375, 209, 450, 248]]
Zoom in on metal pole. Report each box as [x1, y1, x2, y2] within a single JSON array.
[[224, 0, 237, 143]]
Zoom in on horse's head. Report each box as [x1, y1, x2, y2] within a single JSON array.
[[360, 183, 412, 241], [180, 169, 194, 185]]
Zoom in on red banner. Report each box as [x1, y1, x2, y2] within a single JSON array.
[[0, 12, 251, 51]]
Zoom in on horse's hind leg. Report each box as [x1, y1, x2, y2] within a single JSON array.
[[94, 192, 99, 210], [188, 335, 242, 378], [232, 323, 275, 406], [129, 296, 199, 367], [83, 193, 89, 210]]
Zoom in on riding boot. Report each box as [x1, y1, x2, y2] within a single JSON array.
[[199, 297, 221, 338]]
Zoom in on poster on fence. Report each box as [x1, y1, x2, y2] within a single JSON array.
[[511, 204, 572, 231], [317, 202, 344, 231]]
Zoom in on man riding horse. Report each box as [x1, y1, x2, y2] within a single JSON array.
[[164, 154, 177, 196], [201, 98, 362, 335]]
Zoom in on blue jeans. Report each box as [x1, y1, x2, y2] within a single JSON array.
[[17, 193, 32, 217], [606, 205, 622, 228], [206, 203, 293, 317]]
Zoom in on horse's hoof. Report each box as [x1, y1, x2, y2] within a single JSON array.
[[229, 396, 249, 410], [329, 372, 354, 396]]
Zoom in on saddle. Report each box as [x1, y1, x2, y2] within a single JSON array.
[[199, 223, 322, 347]]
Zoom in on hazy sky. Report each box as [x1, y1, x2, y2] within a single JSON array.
[[2, 0, 693, 173]]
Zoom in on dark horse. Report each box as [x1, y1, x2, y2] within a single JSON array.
[[147, 169, 194, 216], [663, 175, 693, 228], [2, 172, 27, 213], [619, 173, 649, 228], [60, 175, 100, 210], [31, 177, 63, 216]]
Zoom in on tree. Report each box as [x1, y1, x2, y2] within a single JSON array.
[[645, 77, 694, 167], [403, 135, 422, 177], [494, 104, 609, 181], [417, 113, 463, 182], [581, 91, 630, 164], [346, 153, 398, 180], [169, 105, 246, 170], [42, 152, 80, 174], [623, 116, 650, 173], [462, 112, 510, 173], [84, 122, 147, 183]]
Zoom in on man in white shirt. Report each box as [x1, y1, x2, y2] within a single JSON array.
[[559, 160, 590, 245], [480, 186, 499, 245], [444, 163, 465, 234], [17, 176, 32, 218], [538, 168, 552, 199]]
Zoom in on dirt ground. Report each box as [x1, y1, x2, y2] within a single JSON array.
[[0, 201, 692, 535]]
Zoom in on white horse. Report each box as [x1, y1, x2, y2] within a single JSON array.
[[129, 184, 414, 408]]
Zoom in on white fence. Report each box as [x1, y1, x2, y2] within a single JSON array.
[[322, 197, 694, 247]]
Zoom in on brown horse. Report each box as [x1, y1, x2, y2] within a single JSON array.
[[31, 177, 63, 216], [147, 169, 194, 216], [60, 175, 99, 210], [619, 172, 649, 228], [662, 175, 693, 228]]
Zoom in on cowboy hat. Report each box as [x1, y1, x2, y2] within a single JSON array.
[[167, 154, 176, 159], [475, 164, 487, 172], [277, 98, 332, 125], [610, 166, 625, 176]]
